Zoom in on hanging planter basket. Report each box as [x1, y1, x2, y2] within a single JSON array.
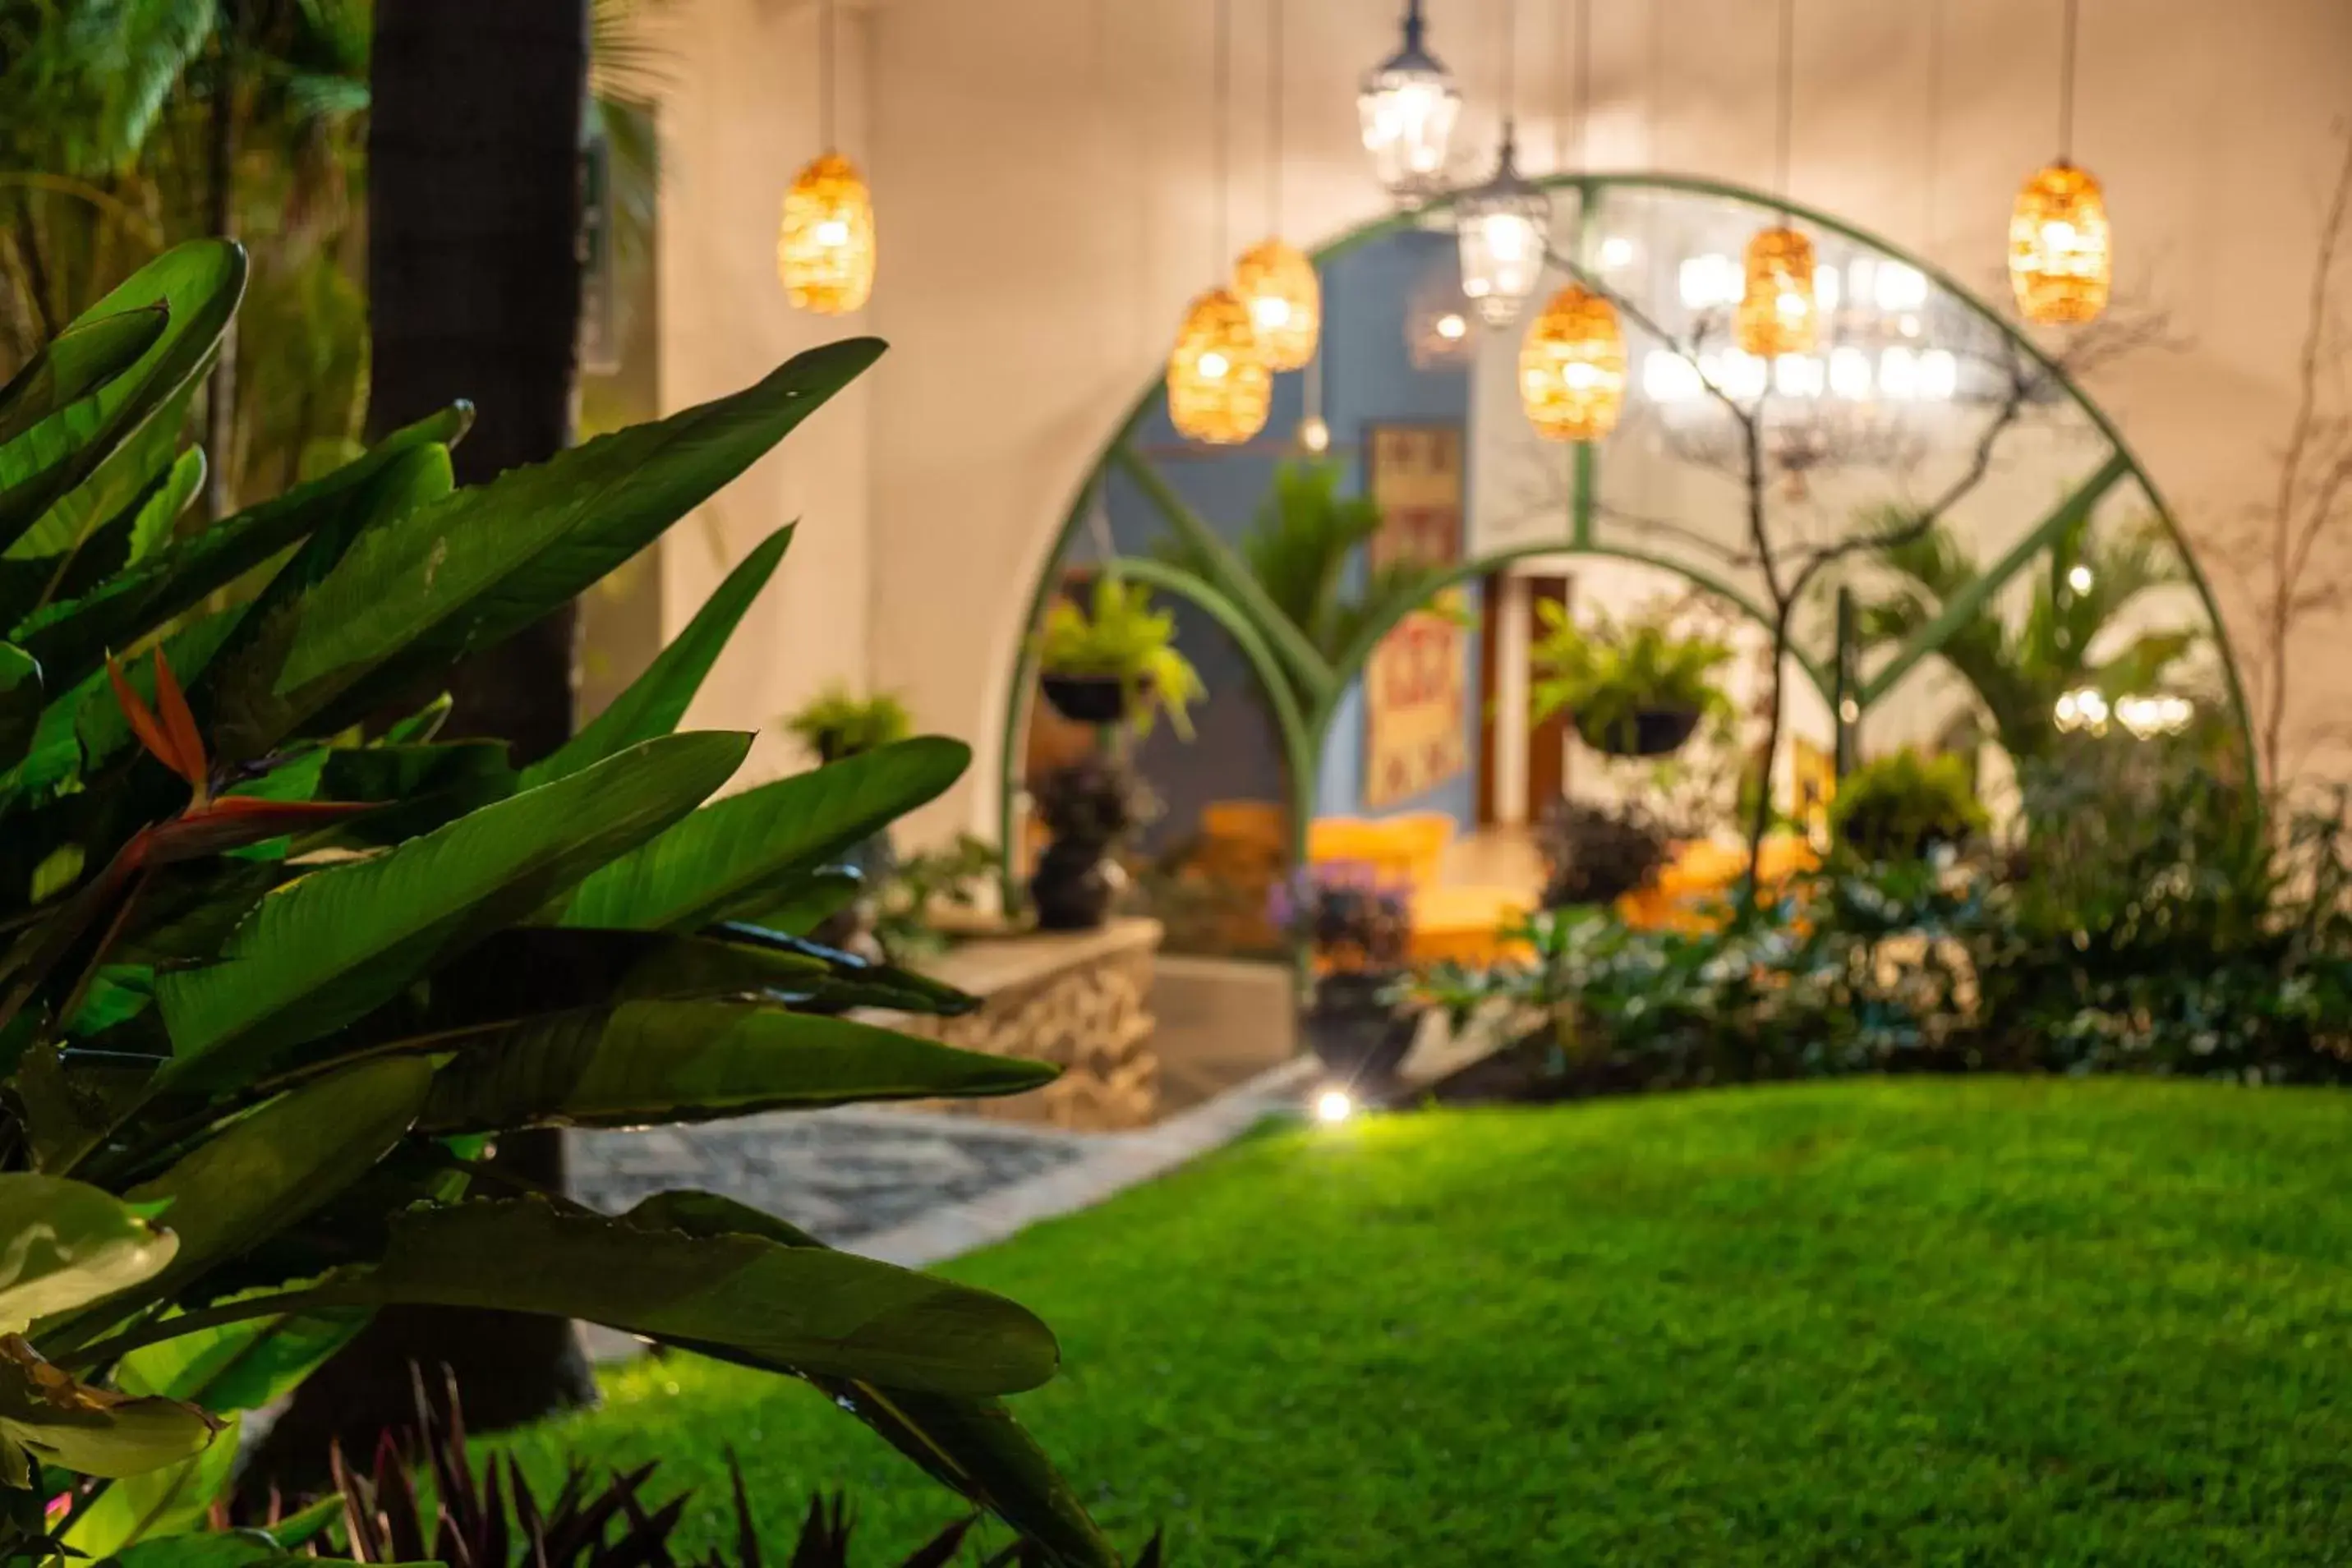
[[1575, 706, 1703, 760], [1040, 672, 1149, 728]]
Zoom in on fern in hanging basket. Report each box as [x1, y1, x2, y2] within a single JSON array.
[[1031, 575, 1204, 737], [1529, 600, 1733, 758]]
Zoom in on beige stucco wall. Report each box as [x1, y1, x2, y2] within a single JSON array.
[[656, 0, 2352, 835]]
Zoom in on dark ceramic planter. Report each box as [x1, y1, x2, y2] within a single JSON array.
[[1576, 705, 1702, 759], [1030, 837, 1121, 930], [1040, 672, 1148, 727], [1300, 969, 1418, 1087]]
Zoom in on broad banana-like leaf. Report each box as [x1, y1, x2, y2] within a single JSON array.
[[125, 1059, 433, 1299], [0, 643, 37, 765], [310, 1197, 1059, 1397], [0, 389, 197, 629], [620, 1192, 1116, 1568], [557, 737, 967, 931], [410, 927, 968, 1022], [0, 1340, 221, 1488], [413, 1001, 1054, 1133], [16, 407, 465, 697], [0, 1175, 175, 1334], [100, 1531, 410, 1567], [115, 1295, 366, 1416], [254, 340, 881, 747], [739, 868, 863, 937], [61, 1410, 239, 1557], [0, 242, 245, 553], [0, 306, 168, 450], [522, 522, 795, 789], [154, 732, 748, 1089]]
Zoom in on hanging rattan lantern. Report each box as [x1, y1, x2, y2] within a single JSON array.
[[777, 152, 876, 315], [1736, 224, 1818, 357], [2009, 161, 2110, 324], [1167, 287, 1271, 445], [1519, 283, 1626, 443], [1233, 239, 1321, 372]]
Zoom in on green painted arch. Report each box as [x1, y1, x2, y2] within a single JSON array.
[[996, 171, 2254, 898]]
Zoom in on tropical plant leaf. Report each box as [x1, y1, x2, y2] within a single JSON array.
[[123, 1059, 433, 1299], [114, 1297, 366, 1417], [0, 1175, 177, 1334], [310, 1197, 1060, 1397], [153, 732, 748, 1089], [62, 1410, 240, 1557], [739, 868, 863, 937], [0, 306, 168, 451], [621, 1192, 1117, 1567], [0, 242, 245, 554], [413, 1001, 1055, 1133], [556, 738, 967, 931], [251, 341, 881, 748], [0, 643, 39, 765], [0, 1338, 221, 1487], [522, 522, 795, 789]]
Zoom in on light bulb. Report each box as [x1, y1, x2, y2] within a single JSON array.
[[1252, 296, 1293, 332], [2067, 563, 2094, 593], [1828, 346, 1873, 399], [814, 219, 849, 246], [1297, 415, 1332, 453], [1314, 1088, 1356, 1124], [1196, 351, 1230, 379], [1435, 313, 1467, 340]]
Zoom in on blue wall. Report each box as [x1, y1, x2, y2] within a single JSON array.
[[1068, 228, 1480, 848]]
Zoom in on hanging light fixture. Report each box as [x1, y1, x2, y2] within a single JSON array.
[[1358, 0, 1462, 201], [2009, 0, 2110, 324], [1233, 0, 1320, 372], [1736, 0, 1816, 356], [777, 0, 876, 314], [1169, 0, 1271, 445], [1520, 0, 1624, 441], [1456, 1, 1549, 327]]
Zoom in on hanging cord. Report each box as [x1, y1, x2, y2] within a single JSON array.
[[1213, 0, 1231, 269], [1773, 0, 1795, 208], [2057, 0, 2079, 163], [1499, 0, 1517, 129], [818, 0, 835, 150], [1265, 0, 1284, 234], [1576, 0, 1592, 168], [1923, 0, 1941, 247]]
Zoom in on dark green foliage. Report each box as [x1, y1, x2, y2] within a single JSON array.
[[1526, 600, 1732, 753], [1827, 748, 1987, 863], [1029, 756, 1151, 851], [519, 1079, 2352, 1565], [1532, 796, 1670, 908], [0, 246, 1123, 1567]]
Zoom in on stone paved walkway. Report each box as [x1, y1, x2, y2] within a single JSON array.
[[568, 1108, 1092, 1246]]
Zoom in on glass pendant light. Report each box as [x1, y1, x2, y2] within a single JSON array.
[[777, 0, 876, 314], [1169, 0, 1270, 445], [1456, 0, 1549, 328], [1358, 0, 1462, 200], [1232, 0, 1320, 372], [2009, 0, 2110, 324], [1520, 0, 1623, 441], [1736, 0, 1816, 356]]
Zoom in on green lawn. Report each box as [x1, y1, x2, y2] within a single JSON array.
[[512, 1078, 2352, 1564]]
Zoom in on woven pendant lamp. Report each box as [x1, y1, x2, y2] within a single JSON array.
[[1231, 0, 1320, 373], [777, 0, 875, 314], [1169, 0, 1269, 445], [1521, 283, 1625, 442], [1737, 0, 1816, 357], [2009, 1, 2109, 324]]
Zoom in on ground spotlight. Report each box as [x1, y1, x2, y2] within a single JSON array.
[[1314, 1087, 1357, 1124]]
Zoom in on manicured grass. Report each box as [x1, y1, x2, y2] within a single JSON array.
[[511, 1079, 2352, 1564]]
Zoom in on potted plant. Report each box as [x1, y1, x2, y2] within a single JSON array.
[[1829, 748, 1989, 864], [783, 685, 917, 956], [1529, 600, 1733, 758], [1032, 574, 1205, 735], [1271, 862, 1419, 1087], [1029, 754, 1157, 929], [785, 683, 914, 764]]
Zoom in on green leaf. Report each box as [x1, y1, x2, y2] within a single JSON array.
[[0, 1175, 176, 1335], [414, 1001, 1055, 1133], [522, 522, 795, 789], [0, 1353, 220, 1485], [313, 1196, 1059, 1398], [619, 1192, 1115, 1566], [125, 1059, 434, 1300], [0, 306, 168, 450], [557, 738, 967, 931], [0, 642, 39, 765], [99, 1530, 403, 1567], [154, 733, 749, 1089], [0, 242, 246, 553], [265, 341, 881, 737], [17, 409, 463, 699], [114, 1298, 366, 1416], [62, 1411, 240, 1556], [740, 869, 863, 936]]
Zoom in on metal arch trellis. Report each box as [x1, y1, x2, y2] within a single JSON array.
[[995, 171, 2256, 905]]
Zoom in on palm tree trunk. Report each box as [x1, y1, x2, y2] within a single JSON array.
[[242, 0, 596, 1493]]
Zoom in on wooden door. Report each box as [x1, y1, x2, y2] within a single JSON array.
[[1523, 577, 1570, 812], [1477, 573, 1572, 822]]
